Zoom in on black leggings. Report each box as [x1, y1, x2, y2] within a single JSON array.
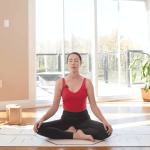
[[37, 109, 111, 140]]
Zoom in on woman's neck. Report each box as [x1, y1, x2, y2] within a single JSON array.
[[67, 74, 81, 80]]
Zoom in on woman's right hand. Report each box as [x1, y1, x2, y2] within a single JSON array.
[[33, 119, 44, 133]]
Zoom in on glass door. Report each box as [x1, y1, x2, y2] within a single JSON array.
[[35, 0, 149, 105], [36, 0, 63, 105], [64, 0, 93, 82], [97, 0, 148, 98]]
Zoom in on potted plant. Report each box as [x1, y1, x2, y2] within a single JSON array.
[[128, 52, 150, 102]]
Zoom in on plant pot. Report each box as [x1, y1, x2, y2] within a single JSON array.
[[141, 88, 150, 102]]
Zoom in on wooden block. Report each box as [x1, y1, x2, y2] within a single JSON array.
[[6, 104, 18, 122], [9, 106, 22, 125]]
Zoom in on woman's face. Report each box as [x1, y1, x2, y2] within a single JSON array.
[[67, 54, 82, 71]]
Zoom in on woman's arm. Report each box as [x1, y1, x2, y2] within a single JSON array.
[[86, 79, 106, 122], [41, 79, 62, 121], [41, 105, 58, 121]]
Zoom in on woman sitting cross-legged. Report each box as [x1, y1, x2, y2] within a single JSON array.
[[33, 52, 113, 142]]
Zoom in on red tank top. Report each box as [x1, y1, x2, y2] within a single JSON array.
[[61, 78, 87, 112]]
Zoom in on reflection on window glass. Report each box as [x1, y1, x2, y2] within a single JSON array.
[[120, 1, 148, 51], [97, 0, 118, 52], [97, 0, 147, 97], [36, 0, 63, 73], [36, 0, 63, 102], [97, 0, 119, 83], [64, 0, 93, 79], [120, 1, 148, 84]]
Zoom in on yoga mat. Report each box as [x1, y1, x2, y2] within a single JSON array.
[[0, 125, 150, 147]]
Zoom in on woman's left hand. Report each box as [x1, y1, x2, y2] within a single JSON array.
[[102, 120, 113, 136]]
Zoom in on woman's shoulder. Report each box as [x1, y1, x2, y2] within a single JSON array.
[[54, 78, 64, 92]]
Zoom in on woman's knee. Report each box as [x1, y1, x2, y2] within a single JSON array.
[[36, 124, 45, 134], [96, 133, 111, 140], [96, 128, 112, 140]]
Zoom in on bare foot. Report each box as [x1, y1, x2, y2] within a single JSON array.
[[65, 126, 76, 133], [73, 129, 95, 142]]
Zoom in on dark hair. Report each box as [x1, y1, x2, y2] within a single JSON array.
[[67, 52, 82, 64]]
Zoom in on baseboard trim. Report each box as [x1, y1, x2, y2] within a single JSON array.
[[0, 100, 34, 111]]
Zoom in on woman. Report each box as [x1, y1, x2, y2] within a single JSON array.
[[33, 52, 113, 142]]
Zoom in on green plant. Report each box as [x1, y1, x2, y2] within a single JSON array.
[[38, 68, 46, 72], [128, 52, 150, 92]]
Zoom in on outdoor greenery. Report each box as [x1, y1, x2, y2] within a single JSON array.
[[36, 28, 144, 81]]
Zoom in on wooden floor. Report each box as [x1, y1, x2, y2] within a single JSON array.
[[0, 99, 150, 150]]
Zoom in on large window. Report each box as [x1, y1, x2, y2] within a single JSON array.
[[64, 0, 93, 79], [120, 0, 148, 51], [97, 0, 119, 83], [35, 0, 149, 104], [97, 0, 148, 97], [36, 0, 63, 103], [120, 0, 148, 85]]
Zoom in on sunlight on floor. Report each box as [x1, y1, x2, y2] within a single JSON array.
[[113, 120, 150, 129]]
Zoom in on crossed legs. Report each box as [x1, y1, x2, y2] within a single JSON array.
[[65, 126, 95, 142], [37, 118, 111, 142]]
